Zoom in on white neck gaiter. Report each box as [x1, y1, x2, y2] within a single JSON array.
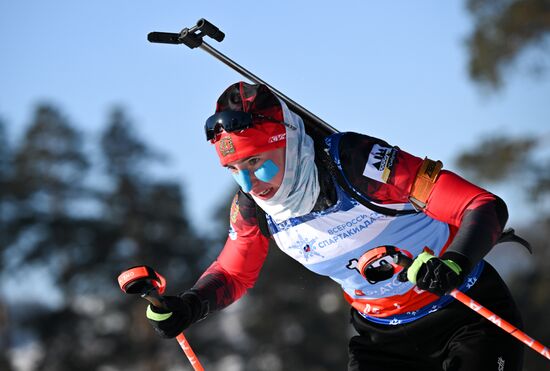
[[251, 98, 320, 223]]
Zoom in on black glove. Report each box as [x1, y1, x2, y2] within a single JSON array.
[[146, 291, 207, 338], [406, 252, 468, 296]]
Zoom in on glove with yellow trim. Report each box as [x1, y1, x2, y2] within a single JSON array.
[[406, 251, 466, 296], [146, 292, 206, 338]]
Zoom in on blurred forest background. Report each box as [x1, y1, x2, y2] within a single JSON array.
[[1, 1, 549, 370]]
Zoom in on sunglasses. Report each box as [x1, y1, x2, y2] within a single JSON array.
[[204, 111, 295, 141]]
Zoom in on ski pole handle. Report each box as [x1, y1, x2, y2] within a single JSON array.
[[117, 266, 205, 370], [450, 289, 550, 361]]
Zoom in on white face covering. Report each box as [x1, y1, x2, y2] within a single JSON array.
[[251, 98, 320, 223]]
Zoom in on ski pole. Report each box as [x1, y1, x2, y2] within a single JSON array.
[[117, 266, 205, 371], [449, 289, 550, 361], [147, 18, 338, 139], [175, 333, 203, 370], [357, 247, 550, 361]]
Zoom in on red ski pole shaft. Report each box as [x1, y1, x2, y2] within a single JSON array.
[[176, 333, 204, 371], [450, 289, 550, 361]]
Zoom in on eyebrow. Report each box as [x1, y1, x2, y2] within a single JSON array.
[[223, 155, 258, 168]]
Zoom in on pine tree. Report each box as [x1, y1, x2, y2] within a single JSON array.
[[466, 0, 550, 89]]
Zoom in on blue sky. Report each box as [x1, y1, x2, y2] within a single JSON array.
[[1, 0, 549, 233]]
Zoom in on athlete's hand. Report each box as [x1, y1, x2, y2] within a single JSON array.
[[146, 292, 205, 338], [406, 252, 463, 296]]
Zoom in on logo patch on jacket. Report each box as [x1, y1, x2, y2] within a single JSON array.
[[362, 144, 396, 183]]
